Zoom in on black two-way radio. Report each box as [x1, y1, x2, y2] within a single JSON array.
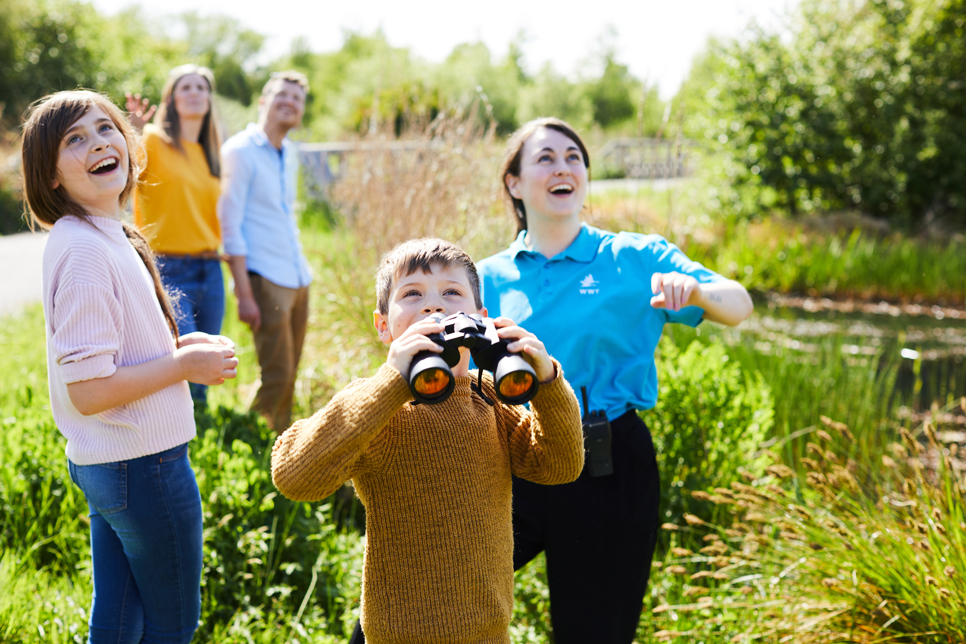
[[581, 386, 614, 477]]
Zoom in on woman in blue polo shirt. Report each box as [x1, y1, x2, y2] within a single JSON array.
[[477, 117, 753, 644]]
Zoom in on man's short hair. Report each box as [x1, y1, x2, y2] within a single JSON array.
[[261, 70, 310, 97], [375, 238, 483, 316]]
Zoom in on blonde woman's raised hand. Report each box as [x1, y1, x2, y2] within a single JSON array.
[[124, 92, 157, 132]]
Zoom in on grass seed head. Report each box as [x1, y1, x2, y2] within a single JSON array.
[[666, 565, 688, 575], [944, 565, 956, 578], [766, 464, 794, 479], [684, 513, 706, 526], [690, 570, 714, 580], [700, 542, 729, 556], [817, 429, 833, 442], [889, 442, 909, 459], [690, 491, 713, 501], [672, 548, 693, 557], [882, 455, 897, 468], [801, 457, 821, 471]]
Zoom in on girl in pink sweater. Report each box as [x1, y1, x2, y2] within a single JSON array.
[[21, 90, 238, 644]]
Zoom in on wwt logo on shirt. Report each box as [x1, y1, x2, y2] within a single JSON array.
[[579, 274, 600, 295]]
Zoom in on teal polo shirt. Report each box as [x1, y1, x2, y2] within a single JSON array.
[[477, 223, 723, 419]]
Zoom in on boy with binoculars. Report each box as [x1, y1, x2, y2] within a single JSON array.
[[271, 238, 583, 644]]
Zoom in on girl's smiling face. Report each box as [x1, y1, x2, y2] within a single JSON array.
[[505, 126, 588, 225], [53, 105, 130, 218]]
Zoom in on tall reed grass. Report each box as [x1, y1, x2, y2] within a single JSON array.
[[650, 401, 966, 643]]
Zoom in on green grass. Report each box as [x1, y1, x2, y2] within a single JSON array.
[[2, 211, 962, 642]]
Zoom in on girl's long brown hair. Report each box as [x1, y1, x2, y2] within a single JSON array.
[[498, 117, 591, 235], [153, 64, 222, 177], [21, 90, 181, 342]]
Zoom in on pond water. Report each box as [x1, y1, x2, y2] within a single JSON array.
[[743, 296, 966, 416]]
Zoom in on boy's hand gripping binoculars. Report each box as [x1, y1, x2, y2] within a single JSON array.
[[408, 312, 539, 406]]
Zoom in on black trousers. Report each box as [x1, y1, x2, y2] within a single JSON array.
[[349, 411, 661, 644], [513, 410, 661, 644]]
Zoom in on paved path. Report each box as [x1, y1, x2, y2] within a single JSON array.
[[0, 230, 48, 316]]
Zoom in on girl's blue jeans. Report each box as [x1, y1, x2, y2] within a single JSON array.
[[68, 443, 203, 644], [158, 255, 226, 403]]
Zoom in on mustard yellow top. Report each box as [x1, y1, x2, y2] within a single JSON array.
[[271, 362, 584, 644], [134, 124, 221, 255]]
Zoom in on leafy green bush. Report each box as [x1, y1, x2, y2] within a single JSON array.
[[0, 179, 24, 235], [192, 405, 365, 641], [689, 0, 966, 225], [646, 339, 773, 535]]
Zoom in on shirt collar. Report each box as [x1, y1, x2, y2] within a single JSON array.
[[246, 123, 288, 150], [509, 223, 600, 263]]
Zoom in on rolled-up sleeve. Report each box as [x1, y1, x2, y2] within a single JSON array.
[[50, 283, 121, 384], [218, 145, 253, 257]]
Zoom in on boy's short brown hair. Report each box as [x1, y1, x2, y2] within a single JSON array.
[[375, 238, 482, 316]]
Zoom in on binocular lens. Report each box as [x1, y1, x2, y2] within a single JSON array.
[[413, 368, 451, 397], [498, 371, 534, 400]]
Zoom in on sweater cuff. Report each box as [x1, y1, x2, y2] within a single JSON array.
[[528, 358, 571, 407], [60, 354, 117, 385]]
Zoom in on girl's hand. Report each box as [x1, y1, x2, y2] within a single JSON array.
[[124, 92, 157, 132], [385, 318, 444, 381], [650, 272, 701, 312], [492, 317, 556, 384], [176, 343, 239, 386], [178, 332, 235, 349]]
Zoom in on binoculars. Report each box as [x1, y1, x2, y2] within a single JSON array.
[[408, 312, 539, 406]]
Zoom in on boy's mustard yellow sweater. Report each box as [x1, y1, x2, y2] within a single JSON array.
[[271, 362, 583, 644]]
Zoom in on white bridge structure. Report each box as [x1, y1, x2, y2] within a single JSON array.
[[296, 137, 693, 199]]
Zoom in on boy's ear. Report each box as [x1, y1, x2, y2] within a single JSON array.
[[505, 174, 522, 200], [373, 310, 393, 345], [478, 306, 488, 318]]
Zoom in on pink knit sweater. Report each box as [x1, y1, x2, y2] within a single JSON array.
[[42, 215, 194, 465]]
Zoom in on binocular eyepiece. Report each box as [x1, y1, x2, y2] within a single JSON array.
[[408, 312, 539, 406]]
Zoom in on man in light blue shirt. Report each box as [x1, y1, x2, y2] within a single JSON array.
[[219, 71, 312, 432]]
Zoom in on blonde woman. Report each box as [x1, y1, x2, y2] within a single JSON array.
[[127, 64, 224, 403]]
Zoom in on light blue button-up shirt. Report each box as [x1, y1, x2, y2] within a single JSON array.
[[219, 123, 312, 289], [477, 223, 723, 419]]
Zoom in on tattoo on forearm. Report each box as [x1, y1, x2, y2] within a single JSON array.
[[709, 293, 722, 303]]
